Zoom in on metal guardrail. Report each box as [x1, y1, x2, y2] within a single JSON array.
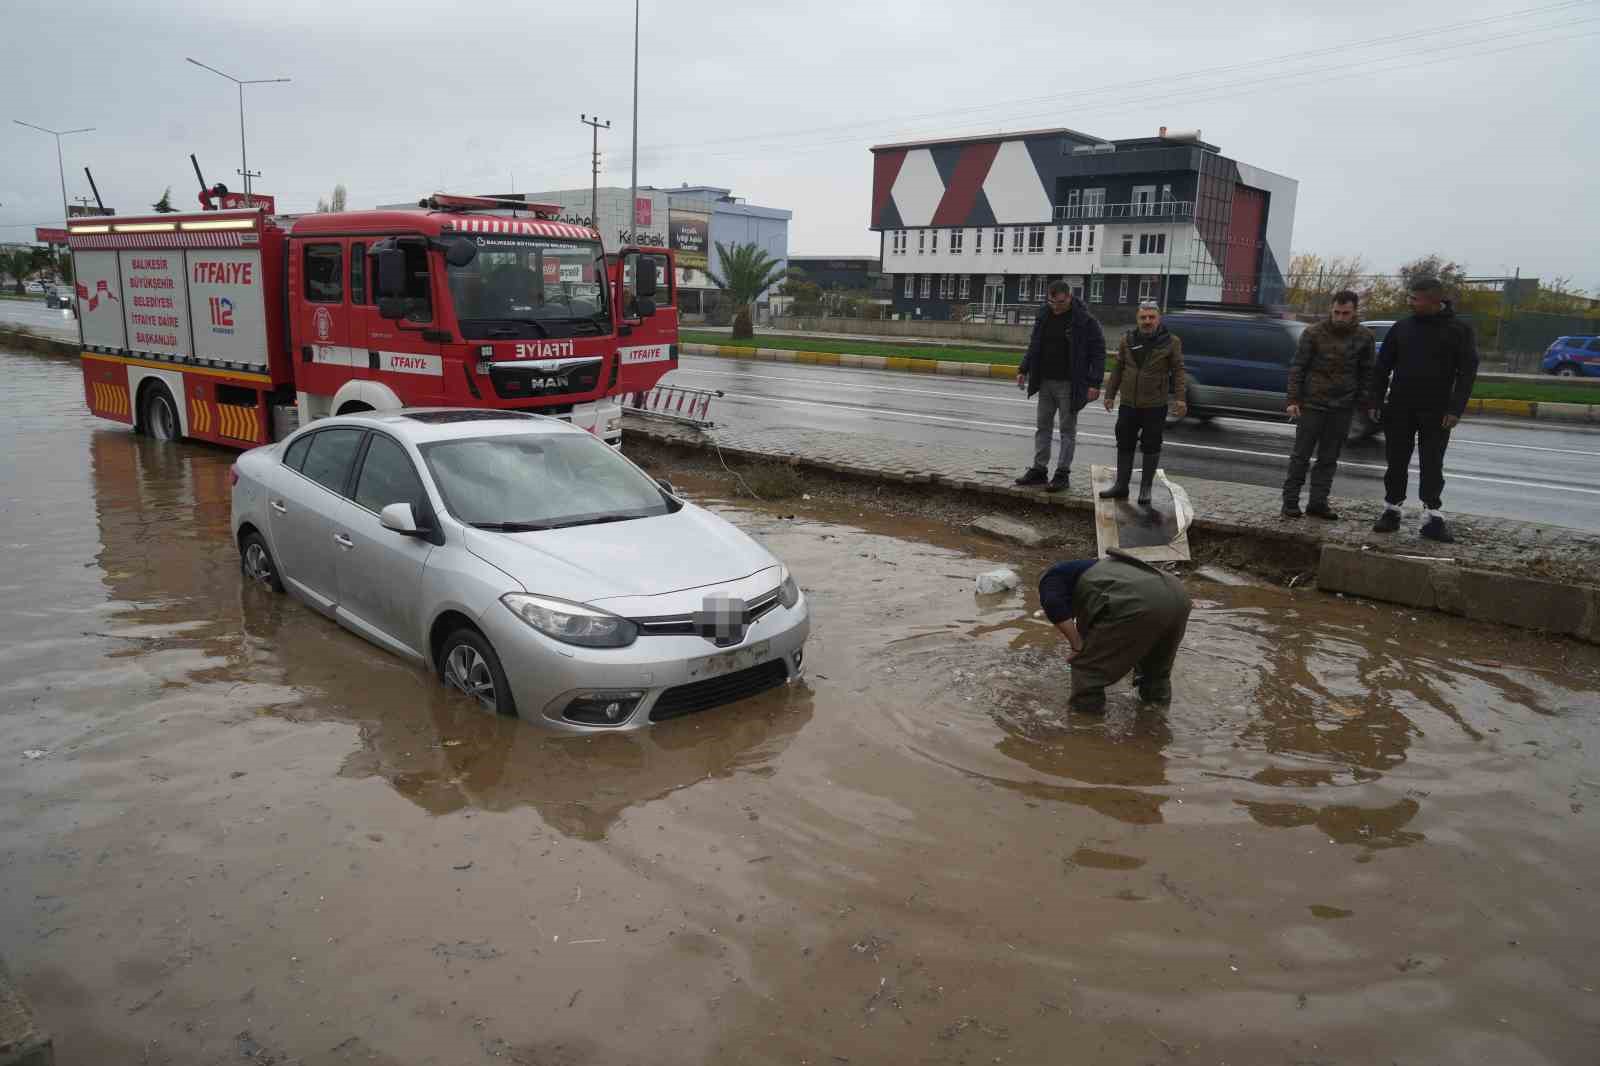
[[1053, 201, 1194, 223], [627, 384, 723, 428]]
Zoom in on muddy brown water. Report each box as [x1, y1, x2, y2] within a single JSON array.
[[3, 347, 1600, 1065]]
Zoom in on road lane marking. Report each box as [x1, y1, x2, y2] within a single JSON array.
[[705, 390, 1600, 498], [675, 362, 1600, 459]]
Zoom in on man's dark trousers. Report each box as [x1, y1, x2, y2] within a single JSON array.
[[1282, 407, 1354, 509], [1383, 406, 1451, 509]]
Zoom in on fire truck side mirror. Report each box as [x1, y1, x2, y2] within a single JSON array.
[[443, 238, 477, 268], [375, 248, 406, 300], [637, 257, 658, 298]]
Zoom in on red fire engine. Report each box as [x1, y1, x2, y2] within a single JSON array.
[[67, 193, 677, 448]]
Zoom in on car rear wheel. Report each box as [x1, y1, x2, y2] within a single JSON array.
[[1556, 363, 1580, 378], [440, 628, 517, 717], [142, 384, 181, 442], [239, 531, 286, 593]]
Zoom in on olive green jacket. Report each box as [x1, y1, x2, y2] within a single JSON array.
[[1107, 328, 1185, 409]]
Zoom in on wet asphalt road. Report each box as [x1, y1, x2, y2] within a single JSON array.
[[3, 344, 1600, 1063], [663, 355, 1600, 532]]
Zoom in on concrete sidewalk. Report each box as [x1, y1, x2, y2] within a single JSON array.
[[624, 412, 1600, 642]]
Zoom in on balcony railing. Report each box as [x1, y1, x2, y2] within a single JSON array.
[[1053, 200, 1194, 223]]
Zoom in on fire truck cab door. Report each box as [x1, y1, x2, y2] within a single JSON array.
[[296, 240, 359, 398]]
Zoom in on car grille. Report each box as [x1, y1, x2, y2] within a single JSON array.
[[649, 659, 790, 722], [634, 590, 781, 637]]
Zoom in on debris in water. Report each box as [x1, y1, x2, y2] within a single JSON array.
[[975, 568, 1021, 594], [23, 749, 48, 760]]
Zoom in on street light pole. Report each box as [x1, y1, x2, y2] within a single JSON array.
[[185, 58, 289, 205], [13, 120, 94, 224], [629, 0, 639, 239]]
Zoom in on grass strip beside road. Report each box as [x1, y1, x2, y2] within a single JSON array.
[[682, 330, 1600, 405]]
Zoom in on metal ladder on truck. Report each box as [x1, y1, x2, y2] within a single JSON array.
[[627, 384, 723, 429]]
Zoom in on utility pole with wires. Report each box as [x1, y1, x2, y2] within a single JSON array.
[[580, 114, 610, 228]]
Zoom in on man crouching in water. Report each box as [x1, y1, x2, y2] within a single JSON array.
[[1038, 550, 1192, 713]]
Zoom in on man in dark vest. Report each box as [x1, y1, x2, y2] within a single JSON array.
[[1015, 282, 1108, 493], [1038, 550, 1192, 713]]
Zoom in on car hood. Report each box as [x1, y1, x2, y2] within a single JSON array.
[[460, 503, 780, 607]]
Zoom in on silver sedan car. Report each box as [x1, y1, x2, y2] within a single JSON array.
[[229, 410, 809, 730]]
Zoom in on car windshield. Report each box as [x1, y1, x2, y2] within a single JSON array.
[[420, 432, 672, 530], [447, 235, 611, 340]]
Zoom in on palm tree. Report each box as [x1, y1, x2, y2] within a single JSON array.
[[705, 241, 786, 339]]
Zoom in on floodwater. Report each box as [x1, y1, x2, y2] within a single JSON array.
[[3, 346, 1599, 1065]]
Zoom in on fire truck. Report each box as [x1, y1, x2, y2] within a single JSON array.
[[67, 193, 677, 448]]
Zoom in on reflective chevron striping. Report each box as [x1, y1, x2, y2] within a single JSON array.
[[219, 403, 258, 442], [92, 381, 130, 417]]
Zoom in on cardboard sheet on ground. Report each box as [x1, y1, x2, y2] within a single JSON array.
[[1090, 463, 1194, 562]]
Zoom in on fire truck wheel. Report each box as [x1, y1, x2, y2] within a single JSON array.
[[142, 385, 181, 442], [239, 531, 286, 593], [440, 628, 518, 717]]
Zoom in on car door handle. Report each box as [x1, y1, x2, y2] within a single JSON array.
[[333, 533, 354, 549], [270, 499, 288, 514]]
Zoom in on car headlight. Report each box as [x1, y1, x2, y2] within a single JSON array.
[[778, 567, 802, 609], [500, 593, 638, 648]]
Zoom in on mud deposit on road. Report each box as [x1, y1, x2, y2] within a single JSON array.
[[4, 348, 1600, 1064]]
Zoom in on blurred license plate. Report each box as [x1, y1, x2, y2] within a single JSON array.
[[687, 641, 770, 681]]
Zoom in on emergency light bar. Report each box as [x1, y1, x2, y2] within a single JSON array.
[[421, 192, 562, 218]]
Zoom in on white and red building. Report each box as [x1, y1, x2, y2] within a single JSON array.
[[870, 126, 1296, 320]]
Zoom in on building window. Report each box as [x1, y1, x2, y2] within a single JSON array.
[[950, 228, 963, 255], [904, 274, 914, 298], [918, 230, 926, 254], [1139, 278, 1157, 300], [1089, 276, 1103, 302], [1067, 225, 1083, 253], [975, 227, 984, 254], [959, 275, 970, 299], [1087, 227, 1096, 253], [992, 228, 1004, 254], [1011, 227, 1024, 254], [1027, 225, 1045, 254], [1119, 277, 1129, 303], [892, 230, 907, 255], [938, 275, 950, 298], [1160, 183, 1173, 206], [1083, 188, 1105, 217], [1121, 234, 1134, 256], [1018, 275, 1030, 301], [1138, 233, 1167, 255], [930, 229, 939, 254], [1064, 190, 1080, 219], [1055, 226, 1064, 253], [920, 275, 931, 298]]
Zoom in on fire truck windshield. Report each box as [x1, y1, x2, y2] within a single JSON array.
[[447, 235, 611, 339]]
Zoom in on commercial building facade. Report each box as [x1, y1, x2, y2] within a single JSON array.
[[869, 127, 1296, 321]]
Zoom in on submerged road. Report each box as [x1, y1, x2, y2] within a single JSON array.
[[662, 354, 1600, 533]]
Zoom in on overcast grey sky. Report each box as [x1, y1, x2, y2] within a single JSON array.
[[3, 0, 1595, 289]]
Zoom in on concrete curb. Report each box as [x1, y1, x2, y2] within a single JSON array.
[[624, 418, 1600, 644], [683, 341, 1600, 422], [1317, 545, 1598, 642]]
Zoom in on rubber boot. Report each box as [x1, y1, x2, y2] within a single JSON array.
[[1136, 676, 1172, 703], [1069, 688, 1106, 714], [1137, 451, 1161, 505], [1099, 450, 1134, 499]]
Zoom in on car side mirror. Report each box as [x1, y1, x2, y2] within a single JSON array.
[[380, 502, 422, 535], [656, 477, 676, 496]]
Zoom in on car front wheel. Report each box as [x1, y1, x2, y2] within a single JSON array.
[[239, 530, 286, 593], [440, 628, 518, 717], [1556, 363, 1580, 378]]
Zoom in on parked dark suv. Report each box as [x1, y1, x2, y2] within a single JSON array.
[[1161, 312, 1307, 424]]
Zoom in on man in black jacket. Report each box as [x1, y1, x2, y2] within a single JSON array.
[[1368, 277, 1479, 543], [1015, 283, 1108, 493]]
